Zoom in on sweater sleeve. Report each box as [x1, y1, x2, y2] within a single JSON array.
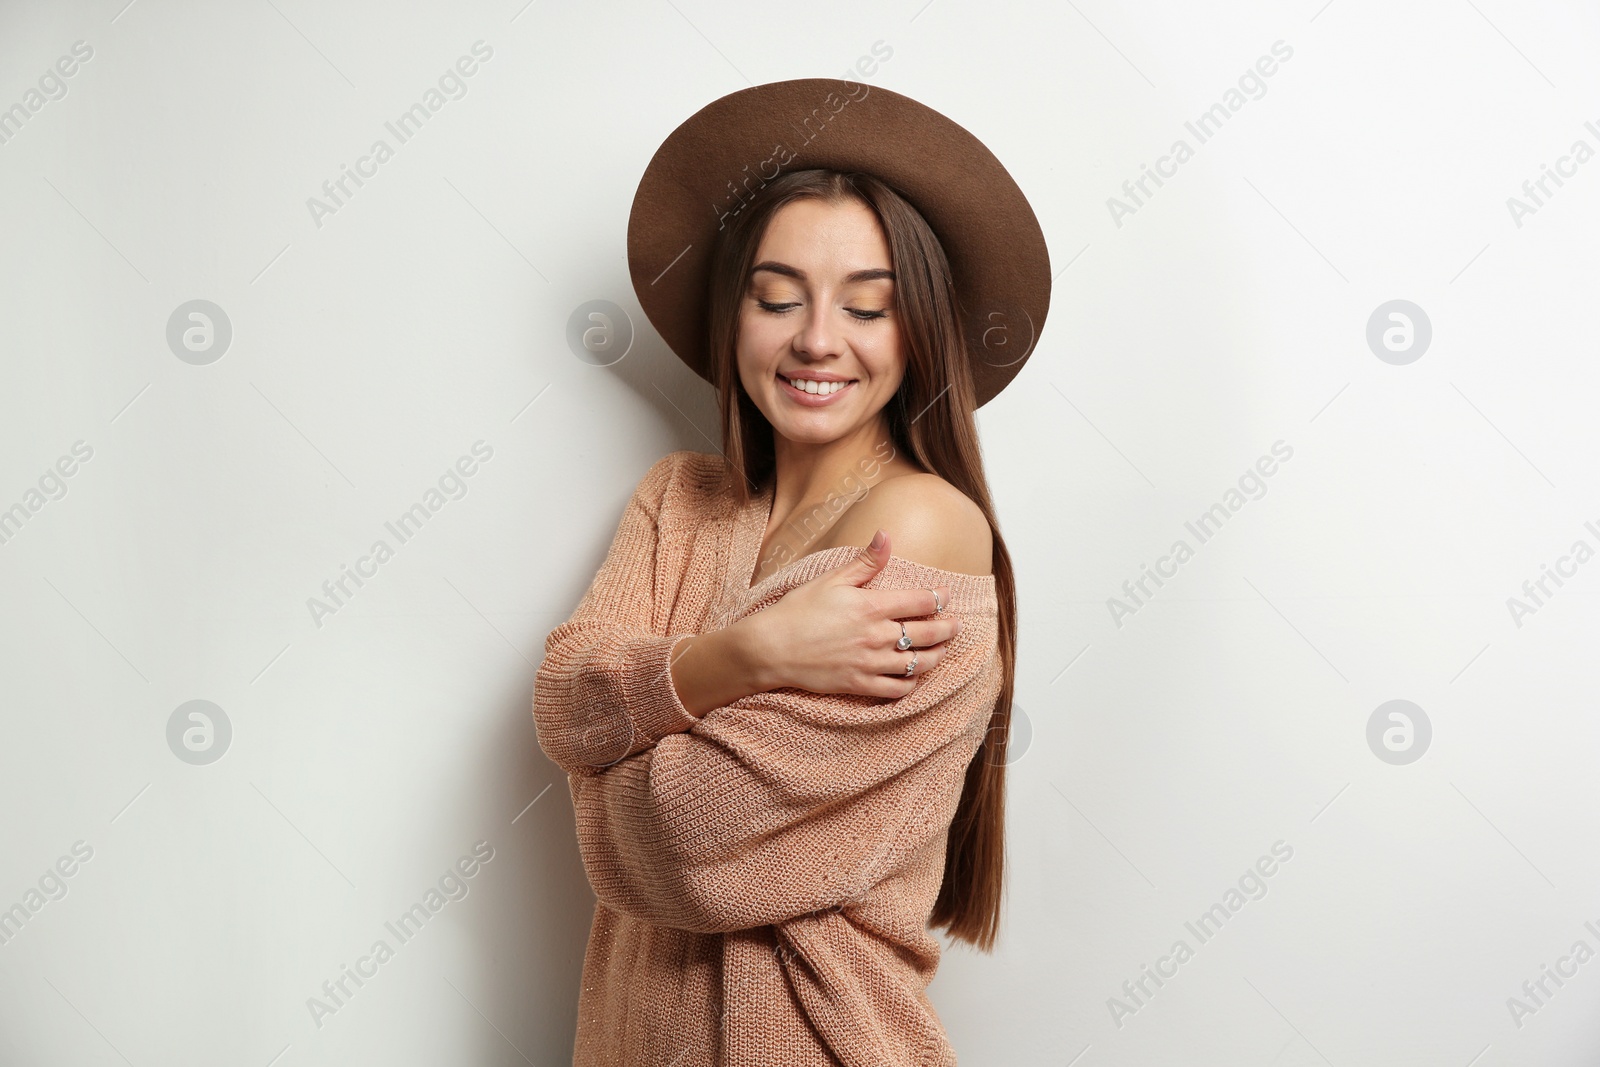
[[570, 568, 1002, 934], [531, 453, 704, 776]]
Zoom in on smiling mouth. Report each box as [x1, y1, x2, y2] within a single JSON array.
[[778, 374, 857, 396]]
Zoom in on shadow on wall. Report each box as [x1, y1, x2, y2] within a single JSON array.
[[472, 304, 714, 1059]]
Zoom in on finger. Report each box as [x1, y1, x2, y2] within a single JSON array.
[[899, 618, 961, 648], [822, 529, 892, 587], [875, 645, 943, 679], [863, 585, 953, 622]]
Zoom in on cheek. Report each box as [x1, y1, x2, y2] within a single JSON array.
[[734, 335, 777, 404], [732, 319, 760, 375], [736, 312, 780, 360], [737, 342, 768, 372], [863, 338, 907, 390], [734, 351, 761, 399]]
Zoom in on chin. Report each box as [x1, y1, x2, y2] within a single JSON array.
[[776, 426, 850, 447], [766, 410, 853, 445]]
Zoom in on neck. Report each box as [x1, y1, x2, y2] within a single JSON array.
[[765, 415, 906, 539]]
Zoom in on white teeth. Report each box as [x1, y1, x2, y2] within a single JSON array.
[[784, 376, 848, 395]]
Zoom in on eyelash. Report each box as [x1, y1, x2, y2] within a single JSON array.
[[756, 299, 887, 322]]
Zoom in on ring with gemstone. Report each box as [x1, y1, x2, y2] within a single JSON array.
[[903, 651, 919, 677], [932, 589, 945, 615], [896, 622, 914, 651]]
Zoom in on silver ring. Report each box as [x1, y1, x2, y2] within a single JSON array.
[[896, 622, 914, 652], [932, 589, 945, 615], [904, 651, 919, 677]]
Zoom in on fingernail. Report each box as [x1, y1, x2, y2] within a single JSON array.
[[868, 529, 885, 551]]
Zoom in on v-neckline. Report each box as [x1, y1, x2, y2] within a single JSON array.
[[743, 482, 774, 590], [741, 481, 788, 591], [736, 480, 846, 594]]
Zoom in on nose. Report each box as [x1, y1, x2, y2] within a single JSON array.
[[791, 298, 843, 362]]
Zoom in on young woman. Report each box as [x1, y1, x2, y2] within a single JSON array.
[[534, 79, 1049, 1067]]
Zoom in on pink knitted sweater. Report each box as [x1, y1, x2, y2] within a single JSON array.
[[533, 450, 1002, 1066]]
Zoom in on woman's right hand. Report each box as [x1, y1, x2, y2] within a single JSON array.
[[738, 529, 963, 700]]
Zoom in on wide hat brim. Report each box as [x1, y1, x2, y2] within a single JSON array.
[[627, 78, 1051, 408]]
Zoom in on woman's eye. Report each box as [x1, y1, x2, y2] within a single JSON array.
[[755, 299, 886, 322]]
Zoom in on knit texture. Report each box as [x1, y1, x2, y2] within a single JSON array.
[[533, 450, 1002, 1066]]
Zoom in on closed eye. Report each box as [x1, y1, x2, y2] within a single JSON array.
[[756, 300, 887, 322]]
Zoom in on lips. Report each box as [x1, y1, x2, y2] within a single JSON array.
[[778, 373, 857, 405]]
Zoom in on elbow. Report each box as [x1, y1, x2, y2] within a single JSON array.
[[530, 677, 577, 769], [530, 673, 614, 776]]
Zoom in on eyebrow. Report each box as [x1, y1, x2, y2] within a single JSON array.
[[749, 260, 895, 284]]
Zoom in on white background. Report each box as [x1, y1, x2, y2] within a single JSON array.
[[2, 1, 1598, 1064]]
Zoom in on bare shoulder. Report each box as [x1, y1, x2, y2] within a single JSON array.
[[831, 472, 993, 576]]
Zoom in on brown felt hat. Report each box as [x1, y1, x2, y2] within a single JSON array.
[[627, 78, 1051, 408]]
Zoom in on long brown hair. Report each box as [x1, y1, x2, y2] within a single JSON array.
[[701, 168, 1017, 951]]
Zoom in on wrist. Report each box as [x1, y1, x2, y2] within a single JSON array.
[[724, 614, 779, 694], [668, 618, 776, 719]]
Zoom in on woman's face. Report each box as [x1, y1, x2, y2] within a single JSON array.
[[736, 197, 905, 447]]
